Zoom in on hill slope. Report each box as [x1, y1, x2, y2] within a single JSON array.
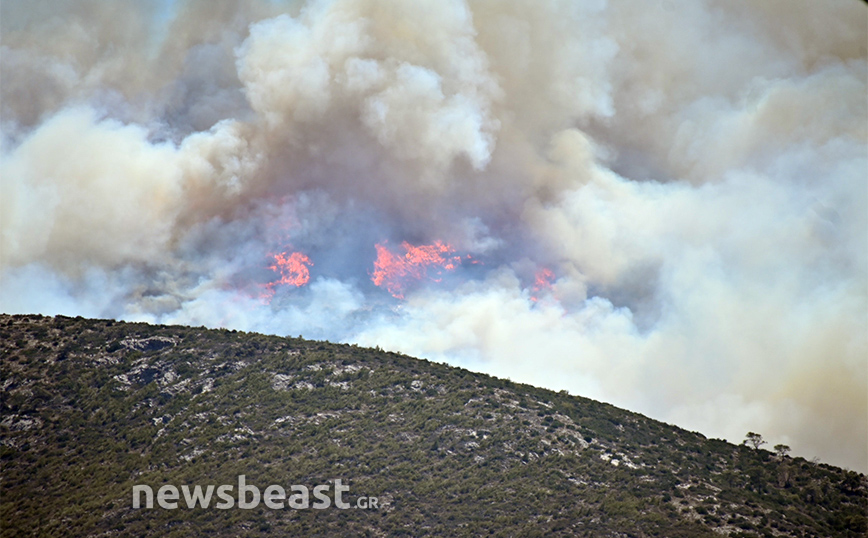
[[1, 314, 865, 537]]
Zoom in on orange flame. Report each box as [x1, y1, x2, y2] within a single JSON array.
[[530, 267, 555, 302], [371, 240, 462, 298], [261, 250, 313, 301]]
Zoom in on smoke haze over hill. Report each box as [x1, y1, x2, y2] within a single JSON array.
[[1, 0, 866, 471]]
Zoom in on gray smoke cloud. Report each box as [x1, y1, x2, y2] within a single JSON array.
[[1, 0, 866, 471]]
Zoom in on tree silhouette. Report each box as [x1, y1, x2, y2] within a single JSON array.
[[744, 432, 766, 450], [774, 444, 791, 457]]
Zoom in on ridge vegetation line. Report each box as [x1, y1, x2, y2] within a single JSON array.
[[1, 313, 865, 537]]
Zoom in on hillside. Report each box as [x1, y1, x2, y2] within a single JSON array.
[[1, 313, 865, 537]]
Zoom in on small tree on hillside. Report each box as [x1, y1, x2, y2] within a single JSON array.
[[744, 432, 766, 450], [774, 444, 791, 458]]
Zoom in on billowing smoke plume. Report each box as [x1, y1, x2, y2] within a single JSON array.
[[2, 0, 866, 471]]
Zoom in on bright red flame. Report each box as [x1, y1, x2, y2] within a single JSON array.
[[261, 251, 313, 301], [371, 240, 462, 298], [270, 251, 313, 287], [530, 267, 555, 302]]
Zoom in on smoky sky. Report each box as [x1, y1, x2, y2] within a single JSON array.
[[1, 0, 866, 472]]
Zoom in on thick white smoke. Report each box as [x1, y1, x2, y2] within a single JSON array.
[[1, 0, 866, 472]]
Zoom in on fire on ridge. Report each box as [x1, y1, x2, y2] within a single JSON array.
[[371, 240, 464, 299], [260, 251, 313, 302]]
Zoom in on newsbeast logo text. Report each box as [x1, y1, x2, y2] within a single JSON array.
[[132, 476, 378, 510]]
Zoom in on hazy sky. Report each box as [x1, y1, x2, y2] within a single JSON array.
[[1, 0, 866, 472]]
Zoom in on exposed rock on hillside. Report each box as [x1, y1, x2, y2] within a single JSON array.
[[1, 314, 865, 537]]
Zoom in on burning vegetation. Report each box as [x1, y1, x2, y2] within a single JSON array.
[[260, 251, 313, 301], [371, 241, 464, 299], [530, 267, 555, 302]]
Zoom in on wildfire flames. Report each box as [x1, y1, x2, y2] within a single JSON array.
[[530, 267, 555, 302], [3, 0, 862, 473], [258, 240, 469, 302], [261, 250, 313, 301], [371, 241, 462, 299]]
